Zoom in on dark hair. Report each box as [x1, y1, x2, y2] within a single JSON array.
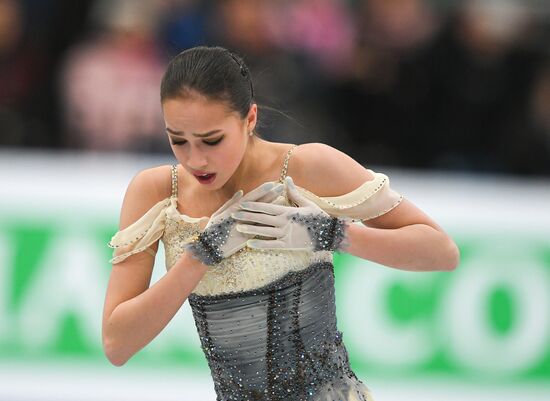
[[160, 46, 254, 122]]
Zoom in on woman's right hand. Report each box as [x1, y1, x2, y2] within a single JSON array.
[[184, 181, 284, 266]]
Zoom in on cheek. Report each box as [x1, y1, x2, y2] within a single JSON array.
[[218, 148, 242, 169], [170, 145, 187, 161], [218, 140, 246, 170]]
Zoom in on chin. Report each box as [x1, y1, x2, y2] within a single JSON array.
[[208, 176, 227, 190]]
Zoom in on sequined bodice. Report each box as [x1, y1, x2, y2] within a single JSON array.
[[161, 194, 334, 296], [188, 261, 370, 401], [108, 148, 404, 401]]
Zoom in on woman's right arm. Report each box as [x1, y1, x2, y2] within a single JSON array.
[[101, 167, 208, 366]]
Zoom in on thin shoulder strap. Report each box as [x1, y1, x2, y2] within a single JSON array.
[[171, 164, 178, 198], [279, 144, 298, 182]]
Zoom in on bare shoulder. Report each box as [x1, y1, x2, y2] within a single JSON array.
[[117, 165, 173, 230], [103, 165, 173, 349], [286, 143, 375, 196]]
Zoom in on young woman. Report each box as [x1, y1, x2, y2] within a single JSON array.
[[102, 46, 459, 401]]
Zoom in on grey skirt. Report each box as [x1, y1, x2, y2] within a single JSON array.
[[188, 262, 377, 401]]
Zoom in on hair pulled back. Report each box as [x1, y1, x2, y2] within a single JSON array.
[[160, 46, 254, 121]]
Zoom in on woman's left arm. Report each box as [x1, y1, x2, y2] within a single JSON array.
[[345, 198, 460, 272], [287, 143, 460, 272]]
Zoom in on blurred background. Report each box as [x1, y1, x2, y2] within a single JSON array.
[[0, 0, 549, 400]]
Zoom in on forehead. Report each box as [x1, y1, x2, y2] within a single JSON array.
[[162, 96, 238, 130]]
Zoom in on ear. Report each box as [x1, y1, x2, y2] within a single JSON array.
[[246, 103, 258, 133]]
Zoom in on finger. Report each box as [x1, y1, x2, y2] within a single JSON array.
[[242, 182, 283, 202], [285, 177, 316, 208], [241, 182, 276, 201], [236, 224, 285, 238], [256, 184, 285, 203], [238, 201, 290, 216], [231, 211, 280, 226], [246, 239, 287, 249], [211, 190, 243, 218], [228, 189, 244, 204]]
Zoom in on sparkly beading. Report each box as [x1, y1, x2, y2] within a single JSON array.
[[106, 157, 405, 400], [162, 207, 330, 295], [279, 145, 298, 183], [188, 261, 374, 401], [184, 217, 235, 266], [289, 213, 349, 252], [109, 175, 402, 295]]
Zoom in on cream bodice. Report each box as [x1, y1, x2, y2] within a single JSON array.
[[108, 146, 403, 296]]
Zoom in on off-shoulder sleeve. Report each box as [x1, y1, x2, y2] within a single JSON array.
[[108, 197, 173, 264], [297, 170, 403, 222]]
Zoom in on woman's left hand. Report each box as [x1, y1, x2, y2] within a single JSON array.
[[232, 176, 350, 252]]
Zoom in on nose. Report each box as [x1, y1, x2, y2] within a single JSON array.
[[187, 146, 208, 170]]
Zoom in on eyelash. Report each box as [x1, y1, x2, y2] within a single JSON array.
[[171, 137, 224, 146]]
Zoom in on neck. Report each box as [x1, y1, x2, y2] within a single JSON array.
[[220, 135, 267, 197]]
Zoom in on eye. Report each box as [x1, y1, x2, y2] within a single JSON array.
[[204, 137, 224, 146], [170, 136, 224, 146]]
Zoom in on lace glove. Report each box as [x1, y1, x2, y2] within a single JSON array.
[[183, 181, 284, 265], [232, 176, 350, 252]]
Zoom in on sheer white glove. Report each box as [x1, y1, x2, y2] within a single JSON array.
[[184, 181, 284, 265], [232, 176, 350, 252]]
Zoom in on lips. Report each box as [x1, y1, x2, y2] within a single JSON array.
[[192, 171, 215, 177], [192, 171, 216, 184]]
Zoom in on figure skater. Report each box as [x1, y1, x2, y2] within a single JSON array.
[[102, 45, 459, 401]]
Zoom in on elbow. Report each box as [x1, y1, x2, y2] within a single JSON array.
[[106, 354, 127, 367], [440, 239, 460, 271], [102, 336, 129, 367]]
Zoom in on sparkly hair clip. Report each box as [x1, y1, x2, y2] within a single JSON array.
[[238, 63, 248, 77], [228, 52, 254, 98]]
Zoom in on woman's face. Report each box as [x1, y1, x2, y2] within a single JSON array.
[[162, 95, 256, 190]]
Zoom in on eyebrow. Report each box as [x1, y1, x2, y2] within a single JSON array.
[[165, 127, 222, 138]]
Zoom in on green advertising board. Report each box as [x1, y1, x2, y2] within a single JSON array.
[[0, 152, 549, 388]]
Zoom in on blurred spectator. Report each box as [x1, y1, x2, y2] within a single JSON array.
[[208, 0, 329, 144], [326, 0, 550, 174], [424, 0, 546, 174], [0, 0, 38, 146], [532, 65, 550, 138], [326, 0, 443, 166], [264, 0, 356, 78], [1, 0, 548, 175], [0, 0, 27, 107], [0, 0, 94, 148], [499, 62, 550, 175], [211, 0, 275, 55], [60, 0, 168, 152], [158, 0, 210, 57]]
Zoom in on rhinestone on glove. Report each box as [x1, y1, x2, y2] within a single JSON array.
[[184, 218, 235, 266], [289, 213, 348, 252]]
